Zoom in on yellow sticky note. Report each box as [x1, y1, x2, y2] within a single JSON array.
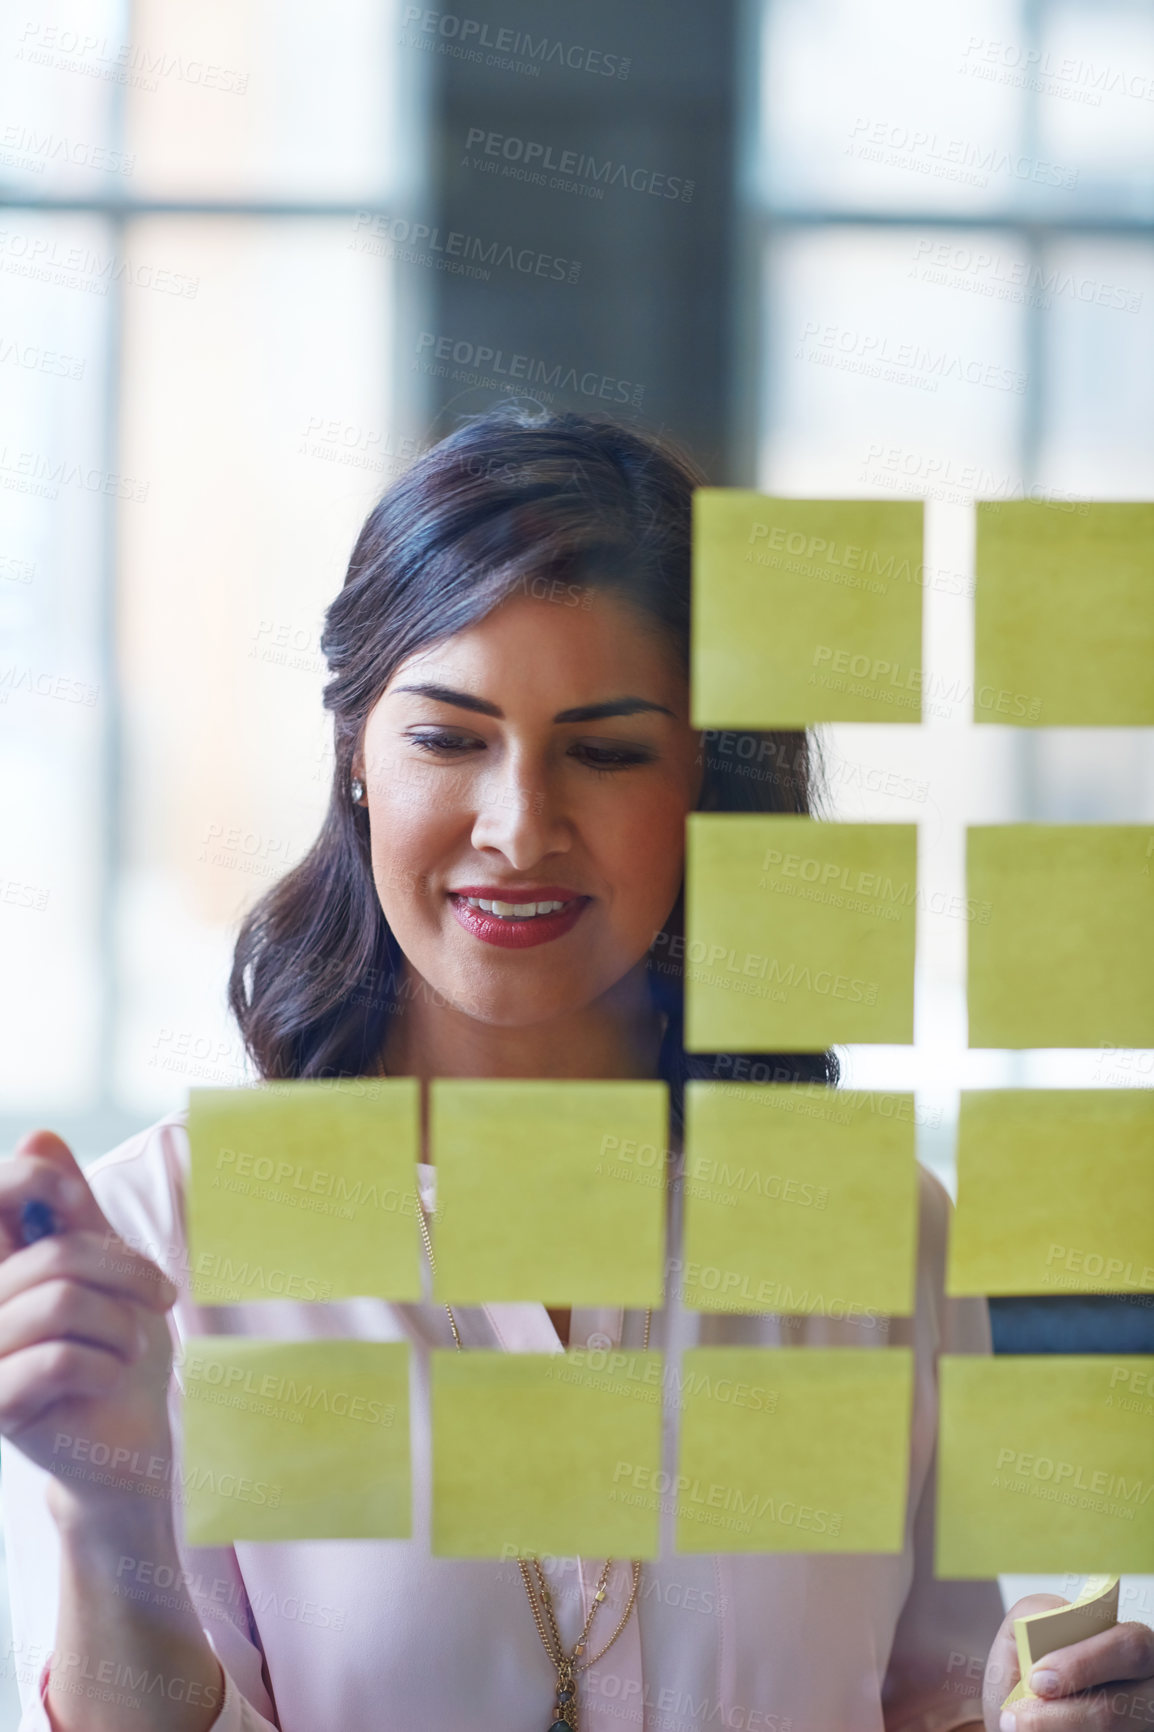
[[431, 1349, 663, 1558], [682, 1083, 918, 1315], [948, 1090, 1154, 1296], [691, 491, 923, 727], [936, 1357, 1154, 1576], [976, 501, 1154, 726], [1002, 1574, 1120, 1708], [180, 1337, 411, 1543], [430, 1080, 666, 1306], [967, 826, 1154, 1048], [675, 1347, 913, 1553], [187, 1080, 422, 1304], [685, 815, 917, 1050]]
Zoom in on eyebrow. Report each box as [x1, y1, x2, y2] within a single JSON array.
[[390, 683, 676, 723]]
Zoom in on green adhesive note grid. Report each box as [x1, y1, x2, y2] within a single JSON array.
[[685, 814, 917, 1050], [936, 1356, 1154, 1577], [683, 1083, 918, 1316], [175, 488, 1154, 1572], [691, 492, 924, 728], [430, 1080, 667, 1306], [187, 1080, 423, 1305], [975, 501, 1154, 726], [967, 825, 1154, 1048], [948, 1090, 1154, 1297], [181, 1337, 412, 1545]]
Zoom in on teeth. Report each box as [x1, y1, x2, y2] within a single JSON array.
[[461, 896, 569, 919]]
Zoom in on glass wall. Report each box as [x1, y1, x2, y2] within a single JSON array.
[[1, 0, 1151, 1716]]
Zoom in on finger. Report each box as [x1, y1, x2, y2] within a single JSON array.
[[986, 1615, 1024, 1701], [995, 1598, 1070, 1671], [0, 1279, 146, 1367], [1027, 1621, 1154, 1699], [0, 1339, 125, 1436], [0, 1227, 179, 1313], [1009, 1678, 1154, 1730], [0, 1149, 92, 1257], [1007, 1596, 1073, 1618], [12, 1132, 114, 1234], [0, 1134, 113, 1248]]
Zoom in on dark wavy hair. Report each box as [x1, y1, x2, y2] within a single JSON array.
[[228, 405, 840, 1128]]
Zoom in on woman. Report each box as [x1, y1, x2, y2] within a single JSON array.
[[1, 409, 1150, 1732]]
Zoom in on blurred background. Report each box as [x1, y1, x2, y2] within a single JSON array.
[[1, 0, 1152, 1717]]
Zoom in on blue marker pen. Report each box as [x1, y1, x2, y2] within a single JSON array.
[[19, 1198, 56, 1245]]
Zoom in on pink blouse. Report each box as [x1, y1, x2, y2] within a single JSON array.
[[4, 1110, 1000, 1731]]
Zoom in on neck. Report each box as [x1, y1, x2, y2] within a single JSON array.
[[379, 959, 665, 1084]]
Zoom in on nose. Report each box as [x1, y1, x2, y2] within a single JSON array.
[[468, 750, 571, 869]]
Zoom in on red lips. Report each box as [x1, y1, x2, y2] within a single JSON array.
[[447, 889, 590, 950]]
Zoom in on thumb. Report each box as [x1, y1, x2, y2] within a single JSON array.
[[8, 1128, 115, 1238], [986, 1595, 1070, 1705]]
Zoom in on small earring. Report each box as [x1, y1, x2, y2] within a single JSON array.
[[350, 777, 365, 803]]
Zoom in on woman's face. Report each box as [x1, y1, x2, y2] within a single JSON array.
[[354, 588, 703, 1028]]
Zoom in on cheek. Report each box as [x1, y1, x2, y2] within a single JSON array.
[[368, 795, 454, 915], [600, 792, 687, 915]]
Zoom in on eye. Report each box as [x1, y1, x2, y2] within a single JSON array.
[[407, 729, 483, 755], [571, 742, 655, 770]]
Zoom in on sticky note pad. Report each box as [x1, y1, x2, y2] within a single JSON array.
[[691, 491, 923, 727], [967, 826, 1154, 1048], [682, 1083, 918, 1315], [684, 815, 917, 1050], [430, 1080, 666, 1306], [1002, 1574, 1119, 1708], [180, 1337, 411, 1544], [431, 1350, 663, 1557], [936, 1356, 1154, 1576], [187, 1079, 422, 1304], [948, 1090, 1154, 1296], [975, 501, 1154, 726], [675, 1347, 913, 1553]]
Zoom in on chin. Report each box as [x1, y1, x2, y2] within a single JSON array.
[[427, 961, 601, 1029], [459, 985, 590, 1028]]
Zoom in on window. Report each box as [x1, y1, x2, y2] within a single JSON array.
[[0, 0, 424, 1152]]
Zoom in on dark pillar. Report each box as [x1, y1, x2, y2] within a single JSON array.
[[412, 0, 742, 480]]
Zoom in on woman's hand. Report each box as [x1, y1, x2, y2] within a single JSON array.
[[985, 1594, 1154, 1729], [0, 1129, 180, 1529]]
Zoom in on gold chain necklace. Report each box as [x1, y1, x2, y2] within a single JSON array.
[[416, 1199, 651, 1731]]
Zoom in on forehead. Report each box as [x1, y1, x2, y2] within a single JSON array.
[[383, 590, 686, 712]]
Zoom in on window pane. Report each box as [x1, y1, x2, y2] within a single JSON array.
[[122, 0, 405, 200], [0, 0, 128, 196], [761, 226, 1027, 491], [116, 217, 394, 1113], [0, 214, 113, 1110], [761, 0, 1030, 214], [1038, 237, 1154, 494], [1037, 0, 1154, 217]]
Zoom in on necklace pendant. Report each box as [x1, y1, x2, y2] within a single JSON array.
[[549, 1670, 577, 1729]]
